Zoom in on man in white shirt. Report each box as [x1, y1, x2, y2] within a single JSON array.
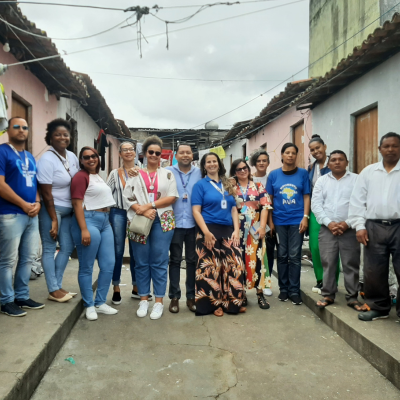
[[311, 150, 360, 309], [349, 132, 400, 321]]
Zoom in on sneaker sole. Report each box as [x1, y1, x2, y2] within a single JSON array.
[[112, 300, 122, 305], [359, 314, 390, 321], [292, 301, 303, 305], [19, 305, 45, 309], [150, 313, 163, 320], [95, 310, 118, 315], [86, 315, 98, 321], [137, 312, 148, 318], [278, 298, 288, 302], [1, 310, 27, 317], [312, 288, 321, 293]]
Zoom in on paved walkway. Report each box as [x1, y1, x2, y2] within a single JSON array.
[[31, 267, 400, 400]]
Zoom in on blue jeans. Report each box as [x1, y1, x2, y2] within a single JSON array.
[[39, 204, 74, 293], [109, 208, 136, 286], [131, 216, 174, 298], [70, 211, 115, 308], [0, 214, 39, 305], [275, 225, 304, 296], [168, 227, 197, 300]]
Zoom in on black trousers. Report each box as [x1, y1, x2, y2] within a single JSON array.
[[364, 220, 400, 315]]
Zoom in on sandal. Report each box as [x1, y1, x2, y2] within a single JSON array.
[[242, 294, 248, 307], [316, 297, 334, 308], [214, 307, 224, 317], [257, 292, 270, 310], [348, 301, 369, 312]]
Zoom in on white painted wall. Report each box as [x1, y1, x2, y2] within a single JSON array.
[[222, 139, 247, 175], [312, 51, 400, 170], [57, 98, 108, 180]]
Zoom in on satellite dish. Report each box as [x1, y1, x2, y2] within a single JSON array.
[[205, 121, 219, 130]]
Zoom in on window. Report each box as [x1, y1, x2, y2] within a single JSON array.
[[260, 142, 267, 150], [242, 143, 247, 159], [292, 122, 305, 168], [354, 107, 378, 173]]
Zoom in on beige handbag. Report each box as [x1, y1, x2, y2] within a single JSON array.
[[128, 173, 154, 237]]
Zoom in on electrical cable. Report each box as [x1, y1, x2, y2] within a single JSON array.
[[84, 71, 285, 83], [0, 1, 125, 11]]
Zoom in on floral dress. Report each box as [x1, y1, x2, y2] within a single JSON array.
[[236, 181, 273, 290]]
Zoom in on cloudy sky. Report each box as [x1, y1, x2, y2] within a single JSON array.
[[18, 0, 310, 130]]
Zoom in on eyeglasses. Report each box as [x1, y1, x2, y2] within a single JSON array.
[[148, 150, 161, 156], [12, 125, 29, 131], [121, 148, 135, 153], [82, 154, 98, 160], [235, 167, 248, 172]]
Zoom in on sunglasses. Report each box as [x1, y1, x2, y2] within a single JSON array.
[[82, 154, 98, 160], [121, 148, 135, 153], [148, 150, 161, 156], [236, 167, 248, 172], [13, 125, 29, 130]]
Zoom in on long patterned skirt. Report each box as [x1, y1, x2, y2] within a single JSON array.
[[195, 224, 245, 316]]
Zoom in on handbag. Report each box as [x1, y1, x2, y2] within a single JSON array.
[[128, 174, 154, 237]]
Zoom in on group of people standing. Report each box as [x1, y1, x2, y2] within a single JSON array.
[[0, 116, 399, 325]]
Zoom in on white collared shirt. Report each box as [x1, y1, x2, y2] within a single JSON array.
[[348, 159, 400, 231], [311, 171, 358, 227]]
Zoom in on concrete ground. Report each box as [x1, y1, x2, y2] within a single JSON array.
[[31, 267, 400, 400]]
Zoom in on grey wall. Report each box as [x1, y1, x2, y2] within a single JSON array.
[[312, 51, 400, 170]]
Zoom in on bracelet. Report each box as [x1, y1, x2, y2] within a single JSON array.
[[304, 214, 309, 219], [35, 201, 41, 204]]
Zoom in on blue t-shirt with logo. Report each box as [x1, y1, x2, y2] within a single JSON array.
[[192, 176, 236, 226], [0, 144, 37, 215], [267, 168, 311, 226]]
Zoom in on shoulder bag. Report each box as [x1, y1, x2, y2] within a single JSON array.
[[128, 174, 154, 237]]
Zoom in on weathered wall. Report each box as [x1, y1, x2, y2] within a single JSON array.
[[222, 138, 247, 174], [0, 48, 58, 159], [309, 0, 380, 77], [312, 51, 400, 171], [247, 106, 312, 172]]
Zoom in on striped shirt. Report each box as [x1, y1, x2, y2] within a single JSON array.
[[107, 169, 129, 210]]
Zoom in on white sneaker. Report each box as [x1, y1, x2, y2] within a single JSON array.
[[95, 303, 118, 315], [263, 288, 273, 296], [137, 300, 149, 318], [86, 306, 98, 321], [150, 303, 164, 320]]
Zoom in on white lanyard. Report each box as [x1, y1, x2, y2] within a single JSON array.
[[8, 143, 33, 187], [146, 170, 158, 191], [210, 180, 225, 198], [52, 147, 70, 171]]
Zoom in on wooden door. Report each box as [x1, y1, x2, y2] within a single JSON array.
[[12, 96, 30, 150], [354, 108, 378, 173], [293, 122, 305, 168]]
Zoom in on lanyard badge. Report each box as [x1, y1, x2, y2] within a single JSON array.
[[8, 143, 33, 187], [210, 180, 227, 209], [179, 171, 192, 203]]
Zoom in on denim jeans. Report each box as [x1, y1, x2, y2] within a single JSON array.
[[275, 225, 304, 296], [39, 204, 74, 293], [131, 216, 174, 298], [0, 214, 39, 305], [109, 207, 136, 286], [168, 227, 197, 300], [266, 234, 277, 276], [70, 211, 115, 308]]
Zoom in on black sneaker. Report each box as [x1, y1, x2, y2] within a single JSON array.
[[14, 298, 45, 310], [1, 302, 27, 317], [112, 292, 122, 305], [312, 281, 323, 293], [278, 292, 289, 302], [131, 290, 152, 300], [290, 294, 303, 305]]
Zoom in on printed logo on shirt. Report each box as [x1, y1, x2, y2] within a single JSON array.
[[16, 158, 36, 182], [279, 184, 297, 205]]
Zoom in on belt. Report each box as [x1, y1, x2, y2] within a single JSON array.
[[369, 219, 400, 226]]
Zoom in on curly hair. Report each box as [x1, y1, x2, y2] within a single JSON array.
[[249, 149, 270, 167], [142, 135, 163, 154], [45, 118, 71, 146], [200, 152, 236, 197]]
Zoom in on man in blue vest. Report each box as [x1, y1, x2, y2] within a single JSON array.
[[167, 144, 202, 313], [0, 117, 44, 317]]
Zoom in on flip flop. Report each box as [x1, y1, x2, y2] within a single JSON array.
[[348, 301, 368, 312], [316, 297, 334, 308]]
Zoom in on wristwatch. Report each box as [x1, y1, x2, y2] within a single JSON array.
[[304, 214, 310, 219], [151, 202, 156, 209]]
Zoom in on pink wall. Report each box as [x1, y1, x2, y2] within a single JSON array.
[[0, 49, 58, 160], [247, 106, 312, 172]]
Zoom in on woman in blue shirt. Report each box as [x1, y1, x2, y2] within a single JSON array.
[[267, 143, 311, 305], [192, 153, 245, 317]]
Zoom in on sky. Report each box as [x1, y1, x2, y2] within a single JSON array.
[[18, 0, 310, 130]]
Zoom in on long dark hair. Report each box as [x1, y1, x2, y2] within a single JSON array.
[[200, 152, 235, 196], [78, 146, 100, 173]]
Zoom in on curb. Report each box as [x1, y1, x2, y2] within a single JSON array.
[[4, 281, 97, 400]]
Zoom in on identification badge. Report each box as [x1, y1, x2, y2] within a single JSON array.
[[221, 199, 227, 209], [26, 173, 33, 187], [240, 205, 248, 214], [149, 193, 155, 202], [183, 193, 188, 203]]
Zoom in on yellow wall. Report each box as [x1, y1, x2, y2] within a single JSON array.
[[309, 0, 380, 78]]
